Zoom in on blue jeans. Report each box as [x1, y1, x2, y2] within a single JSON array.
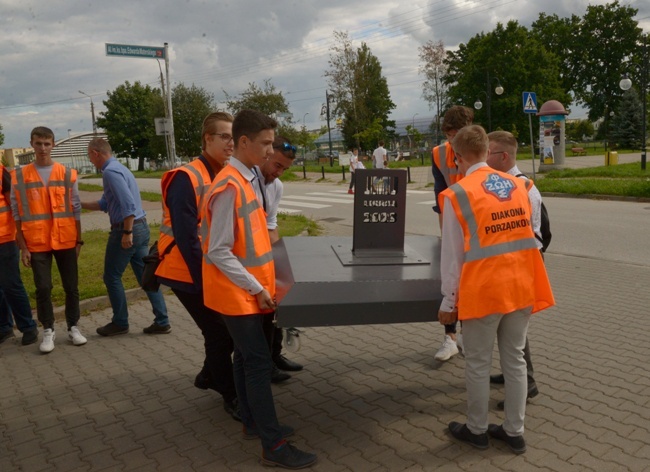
[[221, 314, 282, 450], [104, 222, 168, 328], [0, 242, 37, 334]]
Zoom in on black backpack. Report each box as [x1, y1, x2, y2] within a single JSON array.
[[516, 173, 552, 252]]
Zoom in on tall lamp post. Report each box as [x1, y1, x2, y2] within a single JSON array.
[[619, 34, 648, 171], [411, 113, 418, 150], [302, 112, 309, 161], [323, 91, 334, 166], [78, 90, 97, 134], [473, 72, 504, 132]]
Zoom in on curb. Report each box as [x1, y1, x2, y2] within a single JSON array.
[[52, 287, 153, 320]]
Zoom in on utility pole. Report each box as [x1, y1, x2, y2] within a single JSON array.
[[326, 91, 333, 166], [79, 91, 97, 134], [164, 42, 176, 168]]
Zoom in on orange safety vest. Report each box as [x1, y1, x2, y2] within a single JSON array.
[[0, 165, 16, 244], [432, 142, 463, 186], [201, 165, 275, 316], [12, 162, 78, 252], [440, 166, 554, 320], [155, 159, 213, 283]]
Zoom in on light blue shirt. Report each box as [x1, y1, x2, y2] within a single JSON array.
[[98, 157, 145, 225]]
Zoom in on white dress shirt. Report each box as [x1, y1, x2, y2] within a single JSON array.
[[206, 157, 264, 295]]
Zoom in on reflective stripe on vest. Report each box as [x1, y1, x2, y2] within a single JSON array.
[[448, 178, 537, 263], [0, 166, 16, 243], [202, 175, 273, 268], [14, 166, 75, 221], [433, 143, 462, 186], [12, 163, 77, 252], [159, 163, 208, 239], [157, 160, 214, 284]]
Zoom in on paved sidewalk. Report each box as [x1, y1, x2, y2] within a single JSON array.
[[2, 241, 649, 471], [3, 152, 645, 470]]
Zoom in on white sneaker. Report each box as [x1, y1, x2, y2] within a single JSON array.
[[40, 329, 56, 353], [68, 326, 87, 346], [434, 335, 459, 361]]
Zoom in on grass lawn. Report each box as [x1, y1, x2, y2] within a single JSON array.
[[535, 162, 650, 198], [20, 216, 321, 308]]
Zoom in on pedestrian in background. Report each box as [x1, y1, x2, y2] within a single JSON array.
[[81, 137, 170, 337]]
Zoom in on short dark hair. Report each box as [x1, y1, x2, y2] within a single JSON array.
[[30, 126, 55, 142], [232, 109, 277, 147], [442, 106, 474, 133], [273, 135, 296, 159]]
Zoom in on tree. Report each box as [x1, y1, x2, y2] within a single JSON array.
[[172, 83, 215, 158], [0, 122, 4, 148], [445, 21, 568, 137], [566, 119, 595, 141], [532, 2, 641, 121], [96, 81, 165, 171], [610, 88, 644, 149], [325, 31, 395, 150], [419, 40, 450, 142], [225, 79, 297, 142]]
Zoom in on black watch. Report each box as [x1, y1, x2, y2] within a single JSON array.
[[122, 230, 133, 235]]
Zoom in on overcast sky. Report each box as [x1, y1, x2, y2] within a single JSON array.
[[1, 0, 649, 149]]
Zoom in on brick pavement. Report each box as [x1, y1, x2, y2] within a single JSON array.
[[1, 249, 649, 471], [2, 152, 648, 471]]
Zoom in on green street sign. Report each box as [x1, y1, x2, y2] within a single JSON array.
[[105, 43, 165, 59]]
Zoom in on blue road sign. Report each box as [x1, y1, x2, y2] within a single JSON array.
[[523, 92, 538, 114]]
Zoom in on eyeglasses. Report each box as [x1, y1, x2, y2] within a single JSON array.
[[211, 133, 234, 144], [274, 142, 297, 153]]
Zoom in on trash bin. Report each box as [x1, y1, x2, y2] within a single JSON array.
[[605, 151, 619, 166]]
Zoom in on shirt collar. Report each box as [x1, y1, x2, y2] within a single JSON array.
[[465, 161, 488, 176], [101, 156, 116, 171], [229, 156, 256, 182]]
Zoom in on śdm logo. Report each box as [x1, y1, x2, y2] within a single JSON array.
[[482, 173, 516, 201]]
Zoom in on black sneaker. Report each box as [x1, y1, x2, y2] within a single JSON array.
[[0, 330, 15, 344], [262, 442, 317, 469], [243, 423, 294, 440], [194, 369, 213, 390], [448, 421, 489, 450], [143, 323, 171, 334], [224, 398, 241, 422], [274, 354, 303, 372], [488, 423, 526, 454], [97, 322, 129, 336], [271, 365, 291, 384], [21, 328, 39, 346]]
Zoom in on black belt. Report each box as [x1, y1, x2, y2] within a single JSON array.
[[111, 217, 146, 230]]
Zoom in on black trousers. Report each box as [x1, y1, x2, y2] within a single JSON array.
[[173, 288, 237, 402], [262, 313, 282, 360]]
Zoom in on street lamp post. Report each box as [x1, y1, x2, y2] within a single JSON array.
[[619, 34, 648, 171], [473, 72, 504, 132], [78, 90, 97, 134], [410, 113, 418, 150], [302, 112, 309, 161]]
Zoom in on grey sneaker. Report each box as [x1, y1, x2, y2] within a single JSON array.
[[97, 322, 129, 336]]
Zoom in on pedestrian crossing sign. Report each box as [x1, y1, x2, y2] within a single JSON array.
[[523, 92, 537, 114]]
